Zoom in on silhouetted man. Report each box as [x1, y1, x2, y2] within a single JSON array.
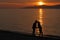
[[32, 20, 38, 35]]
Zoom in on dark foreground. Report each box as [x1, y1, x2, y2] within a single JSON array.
[[0, 30, 60, 40]]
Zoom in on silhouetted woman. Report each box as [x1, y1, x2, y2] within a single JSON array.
[[38, 22, 43, 36]]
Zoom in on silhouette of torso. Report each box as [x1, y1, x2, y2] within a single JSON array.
[[38, 22, 42, 33], [32, 21, 37, 29]]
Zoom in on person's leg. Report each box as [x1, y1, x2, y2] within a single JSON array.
[[32, 28, 35, 35], [39, 28, 43, 37]]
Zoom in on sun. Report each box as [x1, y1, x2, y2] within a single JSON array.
[[38, 2, 45, 5]]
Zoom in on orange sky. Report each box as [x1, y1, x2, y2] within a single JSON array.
[[0, 2, 60, 8], [44, 2, 60, 6]]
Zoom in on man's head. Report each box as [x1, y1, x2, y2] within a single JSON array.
[[35, 20, 38, 23]]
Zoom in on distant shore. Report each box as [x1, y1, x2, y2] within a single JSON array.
[[21, 5, 60, 9]]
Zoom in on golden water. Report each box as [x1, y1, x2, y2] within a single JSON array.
[[35, 9, 43, 36]]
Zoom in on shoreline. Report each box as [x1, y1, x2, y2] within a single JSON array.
[[0, 30, 60, 40]]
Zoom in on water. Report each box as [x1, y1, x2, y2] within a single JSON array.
[[0, 8, 60, 36]]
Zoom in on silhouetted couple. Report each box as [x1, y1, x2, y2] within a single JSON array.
[[32, 20, 43, 36]]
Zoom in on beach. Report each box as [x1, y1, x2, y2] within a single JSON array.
[[0, 30, 60, 40]]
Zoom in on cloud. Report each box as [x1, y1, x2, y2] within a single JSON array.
[[0, 0, 60, 3], [0, 0, 38, 3], [43, 0, 60, 2]]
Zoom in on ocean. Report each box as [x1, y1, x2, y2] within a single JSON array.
[[0, 8, 60, 36]]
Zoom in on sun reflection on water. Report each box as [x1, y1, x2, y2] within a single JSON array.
[[39, 9, 43, 25]]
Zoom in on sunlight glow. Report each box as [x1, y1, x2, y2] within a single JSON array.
[[38, 2, 45, 5]]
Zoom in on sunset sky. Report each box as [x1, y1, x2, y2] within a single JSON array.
[[0, 0, 60, 8]]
